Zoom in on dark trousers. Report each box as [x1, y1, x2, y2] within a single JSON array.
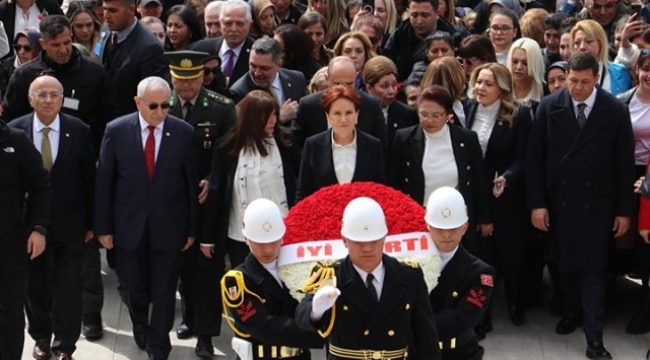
[[115, 234, 182, 360], [193, 238, 248, 337], [561, 270, 606, 343], [25, 237, 83, 353], [81, 238, 104, 316], [178, 241, 198, 329], [0, 227, 28, 360]]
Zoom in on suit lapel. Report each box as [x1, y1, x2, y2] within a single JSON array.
[[130, 115, 149, 180], [409, 125, 426, 168], [449, 125, 468, 178], [339, 258, 374, 318], [550, 89, 580, 142], [248, 256, 286, 303], [369, 257, 407, 326], [465, 102, 479, 130], [321, 131, 337, 184], [53, 115, 69, 168], [567, 89, 615, 155], [153, 117, 173, 179]]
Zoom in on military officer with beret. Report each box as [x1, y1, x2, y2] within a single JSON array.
[[295, 197, 441, 360], [221, 198, 324, 360], [164, 50, 237, 358], [426, 187, 495, 360]]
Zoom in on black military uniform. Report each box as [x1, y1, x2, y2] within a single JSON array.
[[222, 254, 324, 359], [296, 255, 442, 360], [165, 50, 237, 348], [430, 245, 495, 360]]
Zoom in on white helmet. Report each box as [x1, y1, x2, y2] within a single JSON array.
[[242, 198, 286, 243], [340, 197, 388, 242], [425, 187, 468, 229]]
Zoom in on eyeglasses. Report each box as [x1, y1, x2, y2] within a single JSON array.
[[490, 25, 513, 33], [147, 102, 170, 110], [418, 111, 447, 120], [14, 44, 32, 52], [34, 92, 62, 100], [204, 66, 221, 75]]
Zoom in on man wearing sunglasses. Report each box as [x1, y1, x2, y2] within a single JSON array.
[[95, 76, 200, 360], [165, 50, 236, 358]]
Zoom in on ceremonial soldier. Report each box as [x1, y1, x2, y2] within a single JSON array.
[[426, 187, 495, 360], [221, 198, 324, 359], [165, 50, 237, 358], [295, 197, 441, 360]]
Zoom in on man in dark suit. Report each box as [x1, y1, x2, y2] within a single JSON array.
[[100, 0, 169, 117], [229, 36, 306, 120], [221, 198, 323, 359], [9, 76, 95, 360], [190, 0, 254, 88], [426, 187, 494, 360], [296, 197, 441, 360], [0, 0, 63, 53], [292, 57, 387, 149], [0, 121, 50, 360], [527, 53, 635, 360], [95, 76, 199, 360], [166, 50, 236, 357]]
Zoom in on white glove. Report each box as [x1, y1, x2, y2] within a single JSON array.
[[310, 285, 341, 321]]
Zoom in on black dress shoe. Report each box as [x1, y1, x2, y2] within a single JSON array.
[[176, 323, 193, 339], [195, 336, 214, 358], [133, 325, 148, 350], [556, 316, 578, 335], [55, 351, 74, 360], [508, 306, 526, 326], [586, 342, 612, 360], [82, 313, 104, 341], [32, 339, 51, 360]]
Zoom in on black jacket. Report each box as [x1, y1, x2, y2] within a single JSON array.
[[229, 68, 307, 104], [0, 120, 51, 237], [2, 48, 111, 153]]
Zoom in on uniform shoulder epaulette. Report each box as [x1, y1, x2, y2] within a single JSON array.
[[300, 261, 336, 294], [399, 260, 420, 269], [207, 91, 232, 105]]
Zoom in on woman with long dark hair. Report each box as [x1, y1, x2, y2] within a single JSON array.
[[166, 5, 204, 50]]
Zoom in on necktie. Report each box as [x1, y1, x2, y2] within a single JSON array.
[[223, 49, 235, 78], [577, 103, 587, 128], [184, 101, 193, 122], [366, 273, 378, 303], [105, 32, 118, 68], [144, 125, 156, 178], [41, 127, 52, 171]]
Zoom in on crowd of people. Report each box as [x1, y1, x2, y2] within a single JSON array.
[[1, 0, 650, 358]]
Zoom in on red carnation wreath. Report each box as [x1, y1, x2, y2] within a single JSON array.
[[278, 182, 441, 299]]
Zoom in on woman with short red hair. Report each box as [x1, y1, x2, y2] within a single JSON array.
[[296, 85, 385, 201]]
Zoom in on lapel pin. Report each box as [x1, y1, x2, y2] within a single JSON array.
[[288, 83, 292, 87], [246, 48, 250, 53], [165, 132, 170, 137], [460, 143, 464, 147], [65, 133, 70, 137]]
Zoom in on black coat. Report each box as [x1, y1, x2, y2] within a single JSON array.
[[2, 48, 111, 153], [0, 121, 50, 236], [201, 136, 300, 246], [388, 123, 490, 225], [386, 99, 418, 145], [221, 254, 323, 356], [229, 68, 307, 104], [99, 22, 169, 117], [9, 113, 94, 242], [292, 90, 387, 149], [526, 88, 636, 271], [0, 0, 63, 50], [190, 37, 254, 88], [295, 255, 441, 360], [430, 245, 494, 356], [296, 129, 385, 202]]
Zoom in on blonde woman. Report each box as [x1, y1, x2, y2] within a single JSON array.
[[307, 0, 348, 47], [373, 0, 397, 37], [333, 31, 375, 89], [571, 19, 631, 95], [507, 37, 545, 111], [421, 56, 468, 127], [466, 62, 532, 327]]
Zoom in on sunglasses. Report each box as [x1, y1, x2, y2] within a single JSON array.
[[14, 44, 32, 52], [147, 102, 170, 110], [203, 66, 221, 75]]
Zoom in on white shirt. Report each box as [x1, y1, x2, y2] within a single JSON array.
[[14, 3, 40, 42], [453, 100, 466, 127], [261, 259, 283, 287], [630, 93, 650, 165], [598, 63, 612, 94], [422, 125, 458, 205], [138, 115, 163, 161], [471, 99, 500, 157], [353, 262, 385, 299], [270, 74, 285, 105], [0, 22, 9, 58], [332, 130, 357, 184], [33, 114, 60, 164], [572, 86, 597, 120], [219, 40, 245, 71], [439, 245, 459, 271]]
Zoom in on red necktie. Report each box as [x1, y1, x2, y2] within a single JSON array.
[[145, 125, 155, 178]]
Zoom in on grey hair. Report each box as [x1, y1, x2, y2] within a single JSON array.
[[220, 0, 252, 22], [251, 36, 282, 63], [137, 76, 171, 97], [205, 0, 223, 14], [28, 75, 64, 95], [327, 56, 356, 76]]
